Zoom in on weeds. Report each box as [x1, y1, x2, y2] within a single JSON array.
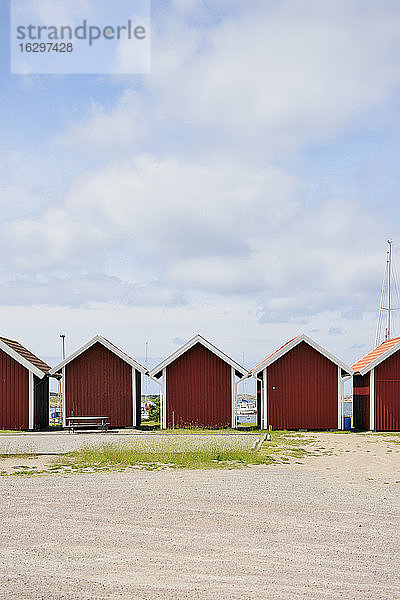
[[0, 430, 338, 477], [54, 440, 275, 472]]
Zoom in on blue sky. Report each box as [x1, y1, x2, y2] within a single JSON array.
[[2, 0, 400, 373]]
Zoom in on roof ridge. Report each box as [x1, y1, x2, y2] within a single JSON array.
[[150, 334, 247, 378], [352, 337, 400, 373], [252, 333, 353, 375], [49, 335, 147, 375], [252, 335, 300, 371], [0, 336, 51, 374]]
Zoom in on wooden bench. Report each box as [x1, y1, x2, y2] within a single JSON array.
[[65, 416, 110, 433]]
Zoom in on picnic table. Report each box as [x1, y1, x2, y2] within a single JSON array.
[[65, 416, 110, 433]]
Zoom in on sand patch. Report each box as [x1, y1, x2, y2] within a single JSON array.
[[274, 431, 400, 486], [0, 454, 55, 475]]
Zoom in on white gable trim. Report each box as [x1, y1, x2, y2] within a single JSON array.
[[0, 339, 46, 379], [161, 368, 167, 429], [337, 366, 342, 430], [231, 367, 236, 429], [369, 368, 375, 431], [356, 340, 400, 376], [132, 367, 137, 428], [149, 334, 247, 378], [49, 335, 147, 375], [28, 371, 34, 430], [252, 334, 353, 377], [61, 367, 66, 428]]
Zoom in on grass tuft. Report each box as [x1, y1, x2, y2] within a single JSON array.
[[1, 430, 335, 476], [55, 440, 276, 471]]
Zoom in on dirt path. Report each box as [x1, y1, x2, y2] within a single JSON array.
[[0, 432, 399, 599], [279, 431, 400, 486], [0, 430, 258, 456]]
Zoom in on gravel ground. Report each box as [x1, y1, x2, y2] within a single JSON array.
[[1, 453, 399, 600], [0, 431, 258, 455]]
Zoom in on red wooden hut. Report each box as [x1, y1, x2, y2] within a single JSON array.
[[352, 337, 400, 431], [252, 334, 353, 430], [0, 336, 50, 430], [150, 334, 248, 429], [49, 335, 147, 428]]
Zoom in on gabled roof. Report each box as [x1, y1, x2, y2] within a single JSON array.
[[0, 336, 50, 379], [352, 337, 400, 375], [150, 334, 248, 379], [252, 333, 353, 376], [49, 335, 147, 375]]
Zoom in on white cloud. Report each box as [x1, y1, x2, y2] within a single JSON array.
[[144, 0, 400, 155], [2, 157, 398, 334], [52, 0, 400, 160], [0, 275, 183, 308], [254, 198, 394, 321], [3, 0, 400, 362], [1, 157, 301, 272], [0, 299, 381, 375], [16, 0, 95, 25], [58, 91, 149, 156]]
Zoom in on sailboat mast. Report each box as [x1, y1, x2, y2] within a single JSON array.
[[386, 240, 392, 341], [375, 239, 395, 346]]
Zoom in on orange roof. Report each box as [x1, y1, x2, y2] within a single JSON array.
[[252, 333, 353, 375], [252, 336, 300, 371], [0, 336, 50, 374], [352, 337, 400, 374]]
